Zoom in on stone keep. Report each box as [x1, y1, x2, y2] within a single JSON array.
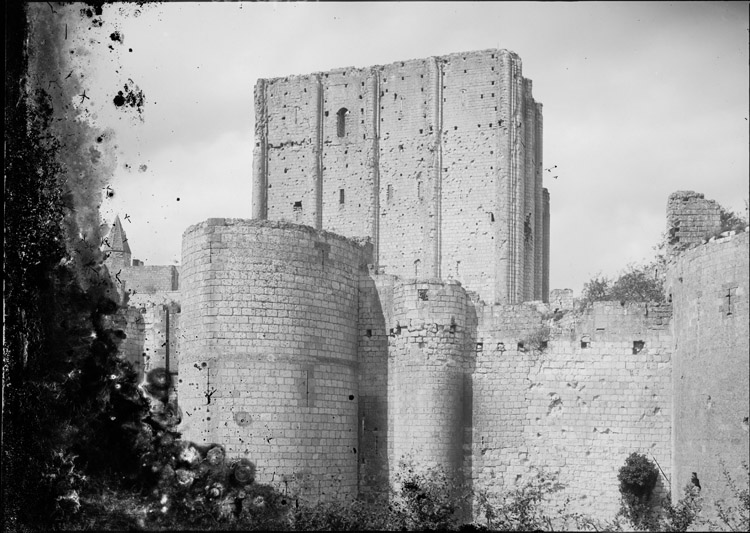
[[252, 49, 549, 305]]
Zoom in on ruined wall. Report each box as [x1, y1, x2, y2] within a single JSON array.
[[253, 49, 547, 304], [178, 219, 370, 502], [119, 264, 178, 294], [666, 190, 721, 255], [471, 302, 673, 521], [549, 288, 575, 311], [116, 306, 146, 376], [667, 231, 749, 509], [110, 287, 181, 381]]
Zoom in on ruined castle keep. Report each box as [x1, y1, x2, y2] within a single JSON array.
[[252, 49, 548, 304], [107, 50, 749, 521]]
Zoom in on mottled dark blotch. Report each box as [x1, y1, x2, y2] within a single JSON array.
[[112, 78, 145, 116]]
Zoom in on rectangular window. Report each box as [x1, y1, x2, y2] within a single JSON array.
[[339, 189, 345, 205]]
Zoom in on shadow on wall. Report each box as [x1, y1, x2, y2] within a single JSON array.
[[357, 274, 390, 499]]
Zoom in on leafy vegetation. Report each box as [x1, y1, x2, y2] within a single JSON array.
[[714, 462, 750, 532], [579, 261, 666, 309], [719, 204, 749, 235], [616, 453, 660, 530]]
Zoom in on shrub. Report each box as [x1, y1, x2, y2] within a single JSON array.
[[475, 470, 578, 531], [617, 453, 660, 530], [580, 263, 665, 310], [660, 484, 702, 532], [719, 205, 748, 234], [714, 462, 750, 532]]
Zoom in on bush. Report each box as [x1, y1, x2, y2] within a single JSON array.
[[719, 205, 748, 234], [617, 453, 660, 530], [580, 261, 665, 309], [660, 484, 703, 532], [475, 470, 581, 531], [714, 462, 750, 532]]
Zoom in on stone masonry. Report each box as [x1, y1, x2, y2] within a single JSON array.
[[252, 49, 548, 305], [105, 48, 749, 523]]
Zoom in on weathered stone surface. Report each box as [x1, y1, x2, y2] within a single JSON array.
[[103, 48, 748, 524]]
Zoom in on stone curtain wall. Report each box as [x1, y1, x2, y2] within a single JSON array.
[[120, 264, 178, 294], [113, 290, 181, 381], [667, 231, 749, 509], [471, 302, 673, 521], [253, 49, 547, 304], [179, 219, 370, 502]]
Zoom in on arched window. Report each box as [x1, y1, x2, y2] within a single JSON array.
[[337, 108, 349, 138]]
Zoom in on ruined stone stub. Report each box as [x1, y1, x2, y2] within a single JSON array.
[[666, 190, 721, 256]]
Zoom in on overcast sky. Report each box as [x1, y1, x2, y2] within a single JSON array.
[[83, 1, 749, 294]]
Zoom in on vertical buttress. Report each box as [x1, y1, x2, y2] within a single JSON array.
[[371, 69, 381, 268], [523, 79, 535, 302], [314, 75, 324, 230], [542, 188, 550, 303], [252, 79, 268, 219], [534, 102, 544, 301], [430, 57, 444, 279]]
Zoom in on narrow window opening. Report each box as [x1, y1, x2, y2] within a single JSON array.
[[726, 288, 735, 316], [476, 342, 484, 352], [337, 107, 349, 137], [489, 212, 495, 222], [517, 341, 526, 352], [632, 341, 645, 354], [386, 184, 393, 203], [339, 189, 345, 205], [418, 288, 428, 301], [366, 329, 372, 337], [293, 201, 302, 211]]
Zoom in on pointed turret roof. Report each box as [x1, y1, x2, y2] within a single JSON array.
[[106, 215, 131, 254]]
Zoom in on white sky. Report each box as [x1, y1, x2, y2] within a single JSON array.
[[82, 1, 749, 294]]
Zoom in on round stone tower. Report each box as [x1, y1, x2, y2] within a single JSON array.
[[178, 218, 369, 502], [387, 280, 472, 484]]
